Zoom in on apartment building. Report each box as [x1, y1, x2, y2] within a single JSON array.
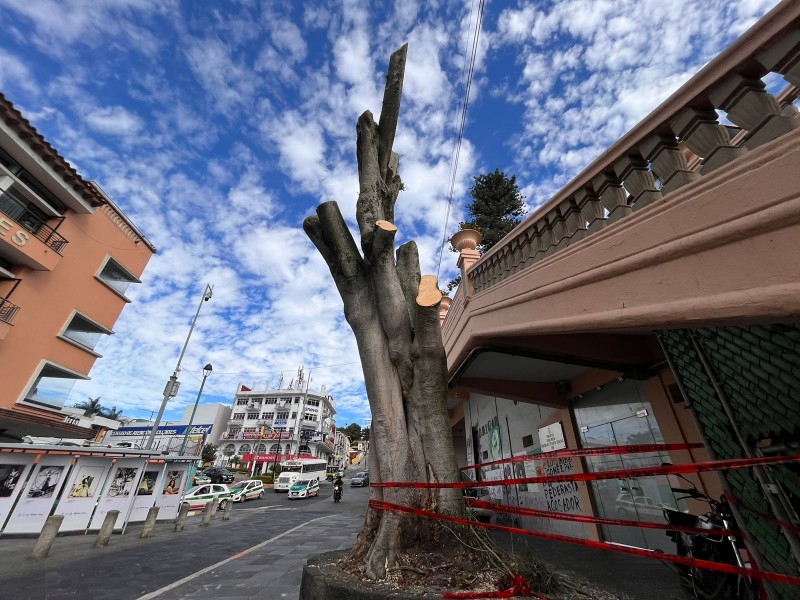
[[0, 93, 155, 442], [219, 368, 336, 472]]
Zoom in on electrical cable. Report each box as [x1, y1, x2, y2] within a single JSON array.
[[435, 0, 486, 280]]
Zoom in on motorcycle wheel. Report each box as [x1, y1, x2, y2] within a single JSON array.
[[684, 540, 738, 600]]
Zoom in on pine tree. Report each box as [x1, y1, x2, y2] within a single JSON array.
[[460, 168, 526, 253]]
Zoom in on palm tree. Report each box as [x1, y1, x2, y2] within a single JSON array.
[[74, 396, 104, 417], [101, 406, 123, 420]]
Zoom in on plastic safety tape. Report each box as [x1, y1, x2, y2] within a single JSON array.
[[460, 443, 705, 471], [372, 453, 800, 489], [370, 499, 800, 587], [464, 497, 733, 536]]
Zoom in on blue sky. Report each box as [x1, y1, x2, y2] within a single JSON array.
[[0, 0, 779, 429]]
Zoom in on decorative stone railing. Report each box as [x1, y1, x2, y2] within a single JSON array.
[[468, 1, 800, 296]]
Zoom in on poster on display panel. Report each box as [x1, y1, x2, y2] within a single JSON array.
[[0, 455, 37, 532], [153, 465, 189, 520], [54, 457, 111, 531], [3, 455, 73, 534], [128, 463, 166, 522], [88, 458, 147, 530]]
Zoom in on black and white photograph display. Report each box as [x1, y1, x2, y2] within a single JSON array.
[[107, 467, 139, 497], [0, 464, 24, 497], [27, 466, 64, 498]]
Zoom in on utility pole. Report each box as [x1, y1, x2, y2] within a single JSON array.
[[293, 367, 311, 459], [146, 284, 213, 450]]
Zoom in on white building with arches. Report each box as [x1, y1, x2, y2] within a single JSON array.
[[218, 368, 337, 474]]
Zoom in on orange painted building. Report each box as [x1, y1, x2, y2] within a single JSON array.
[[0, 93, 156, 441]]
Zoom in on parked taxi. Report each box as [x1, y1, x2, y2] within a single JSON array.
[[229, 479, 265, 503], [181, 483, 232, 510], [287, 479, 320, 500]]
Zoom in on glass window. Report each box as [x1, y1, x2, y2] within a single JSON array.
[[61, 312, 111, 351], [239, 444, 252, 454], [246, 412, 259, 420], [255, 444, 266, 453], [96, 256, 140, 297], [269, 444, 280, 452], [264, 412, 274, 419], [232, 413, 245, 420], [24, 363, 87, 409], [224, 444, 235, 454]]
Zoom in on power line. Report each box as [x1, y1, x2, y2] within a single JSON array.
[[436, 0, 487, 280]]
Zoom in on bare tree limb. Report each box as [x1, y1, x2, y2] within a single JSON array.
[[372, 220, 414, 396], [396, 242, 420, 331], [377, 44, 407, 181]]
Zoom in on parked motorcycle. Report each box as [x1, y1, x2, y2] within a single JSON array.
[[333, 483, 343, 503], [663, 473, 764, 600]]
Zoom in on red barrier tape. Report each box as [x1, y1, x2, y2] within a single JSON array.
[[370, 500, 800, 587], [465, 498, 733, 536], [460, 443, 705, 471], [373, 453, 800, 489]]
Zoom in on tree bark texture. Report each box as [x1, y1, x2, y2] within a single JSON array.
[[303, 44, 463, 579]]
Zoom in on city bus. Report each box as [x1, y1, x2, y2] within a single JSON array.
[[274, 458, 328, 492]]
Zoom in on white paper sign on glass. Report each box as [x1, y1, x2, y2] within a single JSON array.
[[55, 457, 111, 532], [0, 455, 37, 532], [89, 458, 146, 531], [4, 455, 73, 534], [538, 422, 566, 453]]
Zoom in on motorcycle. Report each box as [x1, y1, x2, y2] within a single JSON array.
[[333, 483, 342, 503], [663, 473, 764, 600]]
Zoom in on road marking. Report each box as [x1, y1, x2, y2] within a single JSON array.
[[136, 515, 330, 600]]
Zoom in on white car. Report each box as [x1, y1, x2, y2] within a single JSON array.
[[288, 479, 320, 500], [180, 483, 232, 510], [229, 479, 265, 502]]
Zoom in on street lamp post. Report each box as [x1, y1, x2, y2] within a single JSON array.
[[179, 363, 212, 455], [145, 284, 213, 450]]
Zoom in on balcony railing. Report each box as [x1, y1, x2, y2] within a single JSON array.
[[0, 297, 20, 324], [463, 2, 800, 297], [0, 191, 68, 255]]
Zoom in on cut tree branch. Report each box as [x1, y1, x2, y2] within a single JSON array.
[[377, 44, 407, 182]]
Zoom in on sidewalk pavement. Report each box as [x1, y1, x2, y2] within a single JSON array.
[[0, 509, 683, 600]]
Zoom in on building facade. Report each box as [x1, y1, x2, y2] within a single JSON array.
[[441, 4, 800, 591], [218, 368, 336, 473], [0, 93, 156, 442], [103, 403, 231, 456]]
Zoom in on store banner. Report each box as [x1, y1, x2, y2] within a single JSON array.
[[89, 458, 147, 531], [154, 464, 189, 520], [0, 455, 37, 532], [55, 456, 112, 532], [126, 461, 166, 522], [4, 455, 73, 534]]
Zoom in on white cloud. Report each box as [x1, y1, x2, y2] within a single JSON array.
[[85, 105, 144, 136]]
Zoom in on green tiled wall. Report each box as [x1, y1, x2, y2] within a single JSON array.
[[660, 325, 800, 599]]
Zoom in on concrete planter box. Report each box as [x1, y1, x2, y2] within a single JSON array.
[[300, 550, 445, 600]]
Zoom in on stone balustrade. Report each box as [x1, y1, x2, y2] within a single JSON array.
[[467, 1, 800, 296]]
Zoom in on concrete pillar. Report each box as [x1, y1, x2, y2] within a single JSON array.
[[174, 502, 190, 532], [210, 497, 220, 517], [30, 514, 64, 560], [94, 510, 120, 548], [140, 506, 160, 538], [222, 498, 233, 521], [200, 501, 214, 526]]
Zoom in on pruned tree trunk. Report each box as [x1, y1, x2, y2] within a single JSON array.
[[303, 44, 463, 579]]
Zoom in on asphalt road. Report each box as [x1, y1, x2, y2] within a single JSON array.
[[0, 478, 370, 600]]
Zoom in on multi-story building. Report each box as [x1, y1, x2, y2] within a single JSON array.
[[0, 92, 155, 442], [219, 368, 336, 473], [332, 429, 351, 471]]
